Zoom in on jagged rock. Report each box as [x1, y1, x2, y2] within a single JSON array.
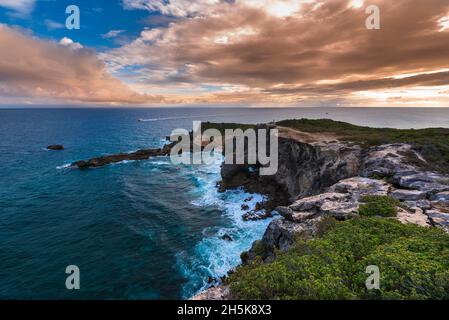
[[260, 217, 322, 252], [241, 204, 249, 211], [360, 144, 416, 178], [328, 177, 390, 198], [393, 172, 449, 196], [275, 206, 295, 220], [429, 201, 449, 213], [221, 234, 233, 242], [320, 201, 359, 220], [397, 207, 430, 227], [432, 191, 449, 203], [426, 210, 449, 233], [390, 189, 427, 201], [269, 132, 362, 200], [221, 164, 247, 182], [276, 206, 318, 223], [191, 286, 231, 300], [47, 145, 64, 150], [290, 193, 349, 212], [403, 199, 432, 211], [242, 211, 272, 221]]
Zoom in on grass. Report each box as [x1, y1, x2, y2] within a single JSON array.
[[227, 217, 449, 300]]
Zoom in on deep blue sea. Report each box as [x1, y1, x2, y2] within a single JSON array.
[[1, 107, 449, 299]]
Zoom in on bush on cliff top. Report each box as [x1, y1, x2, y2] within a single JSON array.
[[358, 195, 399, 217], [227, 218, 449, 300]]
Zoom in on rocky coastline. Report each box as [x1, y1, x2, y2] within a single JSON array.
[[192, 122, 449, 300], [67, 119, 449, 300]]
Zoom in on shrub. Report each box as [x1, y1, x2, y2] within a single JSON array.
[[228, 218, 449, 300], [358, 195, 399, 217]]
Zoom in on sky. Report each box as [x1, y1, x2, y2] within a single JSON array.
[[1, 0, 449, 107]]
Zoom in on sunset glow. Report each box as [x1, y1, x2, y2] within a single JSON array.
[[1, 0, 449, 107]]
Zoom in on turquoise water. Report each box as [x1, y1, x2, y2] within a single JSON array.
[[1, 107, 449, 299]]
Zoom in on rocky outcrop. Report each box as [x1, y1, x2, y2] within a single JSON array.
[[71, 143, 176, 169], [268, 134, 362, 200], [197, 125, 449, 300]]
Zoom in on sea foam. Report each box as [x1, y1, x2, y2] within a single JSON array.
[[176, 156, 273, 298]]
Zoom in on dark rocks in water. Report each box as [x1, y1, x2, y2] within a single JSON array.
[[242, 210, 273, 221], [221, 234, 233, 242], [47, 145, 64, 151], [207, 277, 215, 284], [241, 204, 250, 211], [72, 143, 175, 169]]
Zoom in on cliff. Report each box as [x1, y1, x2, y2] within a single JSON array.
[[194, 119, 449, 300]]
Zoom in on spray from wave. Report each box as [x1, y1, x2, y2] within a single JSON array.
[[175, 156, 274, 298]]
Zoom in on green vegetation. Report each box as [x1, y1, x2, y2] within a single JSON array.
[[201, 122, 255, 135], [358, 195, 399, 217], [228, 218, 449, 300], [277, 119, 449, 173]]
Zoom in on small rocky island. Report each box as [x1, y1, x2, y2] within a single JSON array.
[[47, 145, 64, 151]]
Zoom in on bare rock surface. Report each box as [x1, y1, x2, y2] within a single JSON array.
[[397, 207, 430, 227], [426, 210, 449, 233], [391, 189, 427, 201]]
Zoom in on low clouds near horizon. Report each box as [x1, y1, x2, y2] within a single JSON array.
[[2, 0, 449, 106]]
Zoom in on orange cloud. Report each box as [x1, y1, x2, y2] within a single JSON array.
[[105, 0, 449, 106], [0, 25, 164, 105], [3, 0, 449, 106]]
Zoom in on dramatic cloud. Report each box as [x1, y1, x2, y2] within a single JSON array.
[[3, 0, 449, 106], [0, 25, 164, 105], [105, 0, 449, 106]]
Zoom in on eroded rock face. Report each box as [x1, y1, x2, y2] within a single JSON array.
[[272, 137, 362, 200]]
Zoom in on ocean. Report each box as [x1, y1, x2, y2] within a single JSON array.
[[1, 107, 449, 299]]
